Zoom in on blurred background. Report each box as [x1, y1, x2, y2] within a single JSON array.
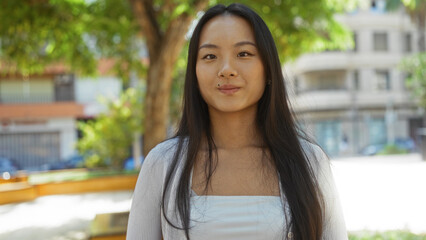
[[0, 0, 425, 239]]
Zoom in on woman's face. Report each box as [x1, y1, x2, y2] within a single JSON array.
[[196, 14, 266, 114]]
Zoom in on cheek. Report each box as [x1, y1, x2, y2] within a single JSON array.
[[247, 62, 266, 85], [195, 64, 210, 99], [195, 65, 204, 88], [196, 63, 217, 89]]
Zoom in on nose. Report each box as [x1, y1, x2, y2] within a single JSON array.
[[218, 61, 238, 79]]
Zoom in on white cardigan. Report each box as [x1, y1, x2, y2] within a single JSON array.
[[126, 138, 348, 240]]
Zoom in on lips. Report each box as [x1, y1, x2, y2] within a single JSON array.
[[218, 84, 240, 94]]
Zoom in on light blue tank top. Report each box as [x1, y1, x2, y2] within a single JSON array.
[[187, 169, 291, 240]]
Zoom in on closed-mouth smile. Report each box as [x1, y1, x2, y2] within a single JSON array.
[[218, 84, 240, 94]]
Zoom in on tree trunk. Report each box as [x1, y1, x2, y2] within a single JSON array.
[[130, 0, 209, 155], [143, 54, 175, 155]]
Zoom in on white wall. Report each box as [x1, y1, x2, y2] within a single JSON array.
[[48, 118, 78, 159], [75, 76, 122, 117]]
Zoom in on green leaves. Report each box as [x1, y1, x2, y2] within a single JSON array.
[[77, 88, 144, 169], [0, 0, 145, 83], [349, 230, 426, 240], [400, 53, 426, 108], [216, 0, 355, 62], [172, 3, 191, 18], [0, 0, 357, 75], [0, 0, 94, 75], [402, 0, 419, 10]]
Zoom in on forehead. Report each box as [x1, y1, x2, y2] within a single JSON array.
[[199, 15, 255, 46]]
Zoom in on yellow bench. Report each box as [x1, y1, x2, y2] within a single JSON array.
[[0, 182, 37, 205], [89, 211, 128, 240]]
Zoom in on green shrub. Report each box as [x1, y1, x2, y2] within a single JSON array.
[[349, 231, 426, 240], [28, 169, 139, 185], [378, 144, 408, 155], [77, 88, 144, 169]]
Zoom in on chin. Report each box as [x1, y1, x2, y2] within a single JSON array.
[[210, 103, 256, 114]]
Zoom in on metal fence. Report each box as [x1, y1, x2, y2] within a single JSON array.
[[0, 132, 60, 171]]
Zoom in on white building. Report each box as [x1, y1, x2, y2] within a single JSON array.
[[286, 0, 424, 157], [0, 65, 122, 171]]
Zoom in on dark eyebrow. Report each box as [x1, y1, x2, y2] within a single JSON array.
[[199, 43, 218, 50], [234, 41, 256, 47], [199, 41, 257, 50]]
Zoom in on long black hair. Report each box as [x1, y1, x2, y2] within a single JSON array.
[[161, 3, 324, 240]]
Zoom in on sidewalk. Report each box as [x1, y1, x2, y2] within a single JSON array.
[[332, 153, 426, 234], [0, 191, 133, 240], [0, 154, 425, 239]]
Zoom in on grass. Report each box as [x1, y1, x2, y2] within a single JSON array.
[[28, 168, 139, 185], [349, 231, 426, 240]]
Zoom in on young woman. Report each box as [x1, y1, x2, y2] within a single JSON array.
[[127, 3, 347, 240]]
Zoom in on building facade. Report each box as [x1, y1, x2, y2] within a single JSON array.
[[286, 0, 424, 157], [0, 67, 122, 171]]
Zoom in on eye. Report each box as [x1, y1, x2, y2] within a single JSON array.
[[237, 51, 253, 57], [202, 54, 216, 60]]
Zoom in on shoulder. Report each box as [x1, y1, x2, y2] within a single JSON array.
[[146, 137, 181, 160], [140, 137, 181, 171], [135, 137, 184, 189], [298, 138, 332, 182], [299, 138, 328, 165]]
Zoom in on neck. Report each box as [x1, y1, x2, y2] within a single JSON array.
[[207, 107, 262, 149]]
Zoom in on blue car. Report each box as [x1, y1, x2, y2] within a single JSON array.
[[124, 156, 144, 170], [0, 157, 20, 180], [360, 138, 416, 156], [48, 154, 143, 170], [48, 154, 85, 170]]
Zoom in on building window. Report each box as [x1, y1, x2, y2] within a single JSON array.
[[353, 70, 360, 90], [373, 32, 388, 51], [0, 79, 54, 103], [376, 70, 390, 90], [371, 0, 386, 13], [294, 77, 299, 94], [54, 74, 75, 101], [318, 74, 345, 90], [304, 71, 346, 92], [353, 32, 358, 52], [315, 120, 342, 157], [368, 118, 387, 145], [404, 33, 412, 52]]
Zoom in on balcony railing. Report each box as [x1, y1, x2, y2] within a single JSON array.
[[296, 86, 347, 94], [0, 92, 74, 104]]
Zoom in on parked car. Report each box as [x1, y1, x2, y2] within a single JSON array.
[[360, 143, 386, 156], [124, 156, 144, 170], [360, 138, 415, 156], [48, 154, 85, 170], [48, 154, 143, 170], [64, 154, 85, 168], [395, 138, 415, 152], [0, 157, 20, 180]]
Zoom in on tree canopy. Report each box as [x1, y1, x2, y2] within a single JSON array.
[[0, 0, 145, 85], [401, 53, 426, 108], [0, 0, 354, 73]]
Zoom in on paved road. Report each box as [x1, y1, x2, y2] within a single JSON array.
[[0, 154, 425, 239]]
